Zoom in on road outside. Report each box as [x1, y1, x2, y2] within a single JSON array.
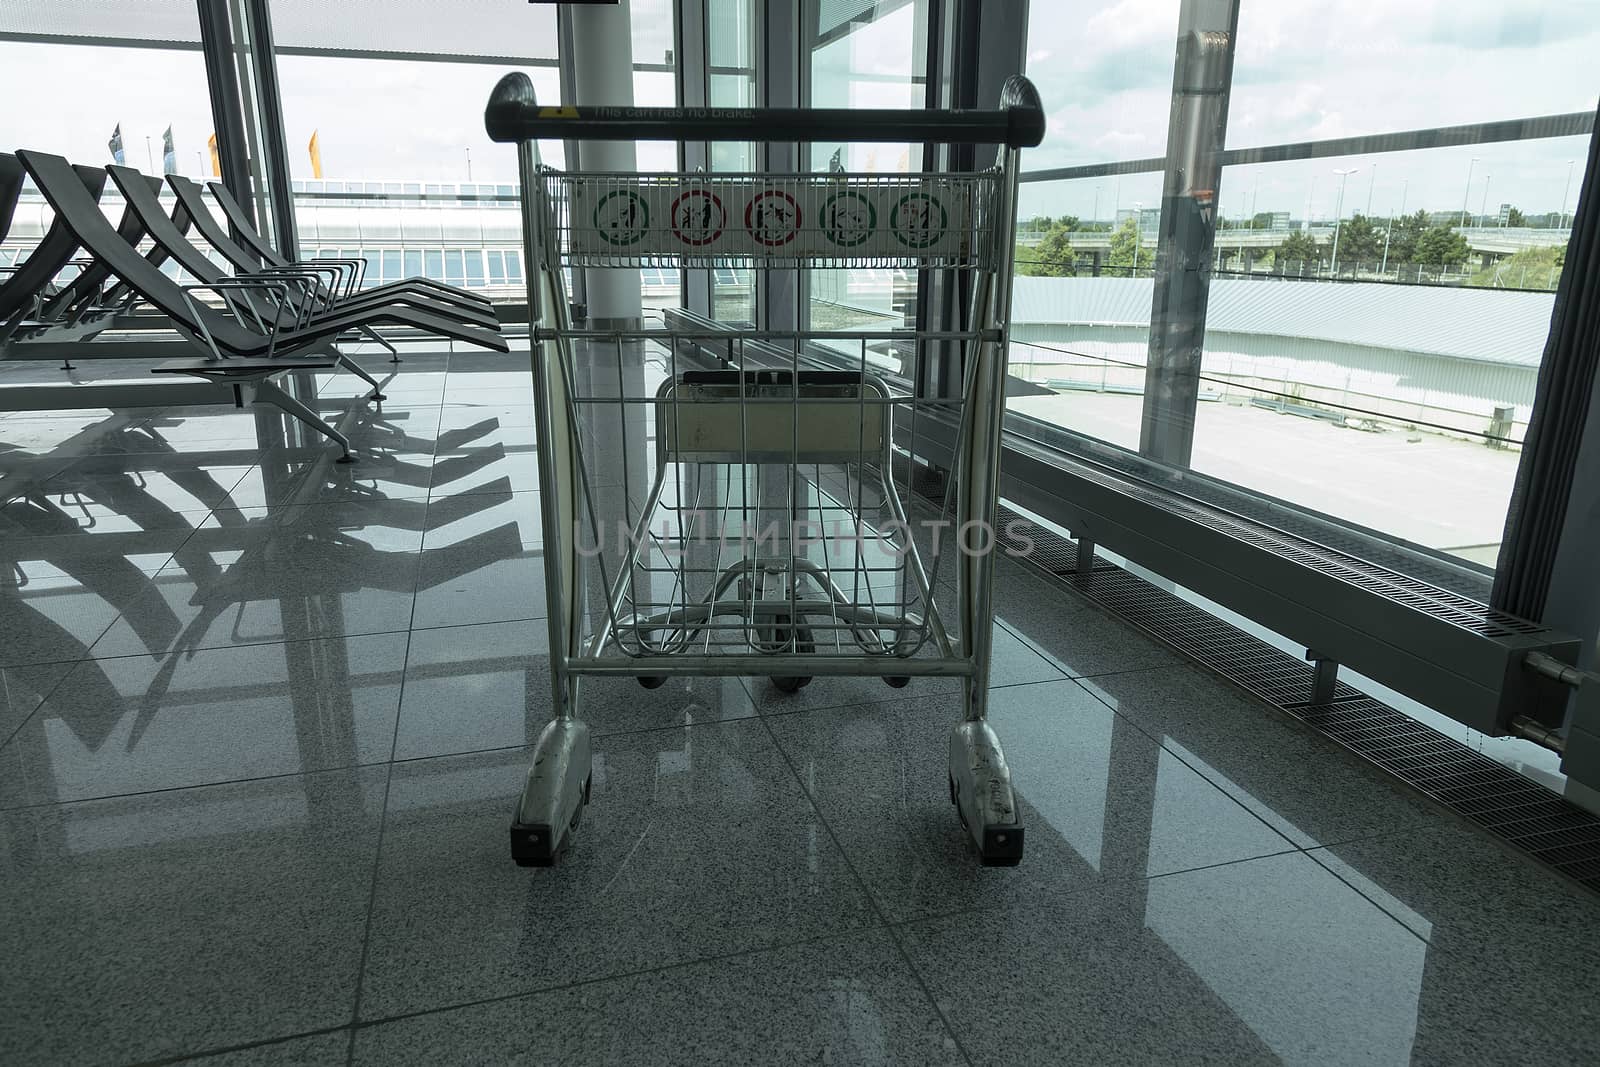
[[1008, 390, 1519, 565]]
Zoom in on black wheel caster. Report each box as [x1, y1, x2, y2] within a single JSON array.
[[948, 775, 958, 805], [509, 822, 557, 867], [978, 825, 1025, 867], [336, 454, 357, 465], [768, 611, 813, 695], [884, 676, 910, 688], [638, 675, 667, 689]]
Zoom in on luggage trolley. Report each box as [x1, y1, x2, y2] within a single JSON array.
[[484, 73, 1044, 867]]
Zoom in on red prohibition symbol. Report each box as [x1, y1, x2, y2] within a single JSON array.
[[670, 189, 725, 246], [745, 190, 801, 246]]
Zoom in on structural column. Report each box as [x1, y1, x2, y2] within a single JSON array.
[[1138, 0, 1239, 466], [566, 0, 644, 329]]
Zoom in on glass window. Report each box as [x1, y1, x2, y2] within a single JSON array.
[[270, 2, 561, 304], [1012, 0, 1599, 570], [806, 0, 930, 333], [505, 250, 523, 284], [444, 250, 465, 285], [382, 250, 401, 282], [404, 249, 423, 278], [708, 0, 758, 322], [1229, 1, 1599, 149], [464, 251, 485, 288], [0, 5, 210, 261], [1022, 2, 1179, 172], [487, 250, 506, 284]]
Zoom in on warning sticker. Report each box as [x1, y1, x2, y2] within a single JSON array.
[[561, 177, 971, 261], [669, 189, 725, 247], [820, 190, 876, 248], [745, 189, 801, 247], [890, 192, 947, 249], [592, 189, 649, 246]]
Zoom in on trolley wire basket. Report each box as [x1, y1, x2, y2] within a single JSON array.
[[485, 71, 1045, 869]]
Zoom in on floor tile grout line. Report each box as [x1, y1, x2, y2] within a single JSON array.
[[0, 653, 84, 754], [0, 472, 246, 755], [1067, 660, 1485, 852], [752, 710, 977, 1067], [1062, 672, 1315, 855], [265, 921, 881, 1062], [343, 505, 432, 1063], [343, 758, 396, 1065], [0, 696, 764, 815], [1298, 846, 1437, 947], [125, 1024, 353, 1067], [0, 759, 399, 814]]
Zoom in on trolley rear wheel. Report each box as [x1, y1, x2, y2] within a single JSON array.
[[885, 676, 910, 688], [638, 675, 667, 689]]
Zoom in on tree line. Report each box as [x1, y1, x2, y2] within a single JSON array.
[[1014, 210, 1538, 279]]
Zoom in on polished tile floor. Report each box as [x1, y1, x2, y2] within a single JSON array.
[[3, 345, 1599, 1065]]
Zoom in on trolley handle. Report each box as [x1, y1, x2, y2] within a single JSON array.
[[484, 72, 1044, 149]]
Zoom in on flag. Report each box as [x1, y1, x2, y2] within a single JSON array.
[[308, 130, 323, 179], [207, 133, 220, 177], [108, 124, 125, 165], [895, 149, 909, 173], [828, 147, 843, 173], [162, 125, 177, 174]]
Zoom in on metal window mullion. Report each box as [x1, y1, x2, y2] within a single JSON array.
[[197, 0, 256, 244], [679, 0, 711, 319]]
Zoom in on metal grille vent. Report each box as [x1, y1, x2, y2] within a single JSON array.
[[976, 503, 1600, 896]]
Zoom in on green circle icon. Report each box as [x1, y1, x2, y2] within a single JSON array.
[[593, 189, 649, 246], [890, 192, 948, 249], [821, 190, 877, 248]]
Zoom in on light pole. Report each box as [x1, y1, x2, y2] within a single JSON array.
[[1331, 167, 1359, 274], [1131, 200, 1142, 275], [145, 136, 154, 172], [1560, 159, 1576, 228], [1381, 178, 1407, 275], [1480, 173, 1492, 227], [1365, 161, 1376, 218], [1093, 184, 1101, 227], [1460, 157, 1478, 227], [465, 148, 473, 182], [1304, 174, 1317, 231]]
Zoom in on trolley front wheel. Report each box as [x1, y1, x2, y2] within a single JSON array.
[[638, 675, 667, 689], [885, 676, 910, 688], [768, 612, 814, 694]]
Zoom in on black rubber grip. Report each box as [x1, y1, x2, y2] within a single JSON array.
[[485, 72, 1044, 149]]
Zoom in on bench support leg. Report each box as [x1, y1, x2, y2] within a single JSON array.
[[356, 325, 402, 364], [335, 352, 386, 401], [1306, 650, 1339, 705], [249, 379, 356, 463], [1075, 535, 1096, 575]]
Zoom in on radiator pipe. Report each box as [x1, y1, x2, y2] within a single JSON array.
[[1524, 650, 1586, 688], [1511, 714, 1567, 753]]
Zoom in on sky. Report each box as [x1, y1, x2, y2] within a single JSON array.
[[1021, 0, 1600, 223], [0, 0, 1596, 223]]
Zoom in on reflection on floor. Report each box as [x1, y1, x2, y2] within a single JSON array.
[[2, 343, 1598, 1065]]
